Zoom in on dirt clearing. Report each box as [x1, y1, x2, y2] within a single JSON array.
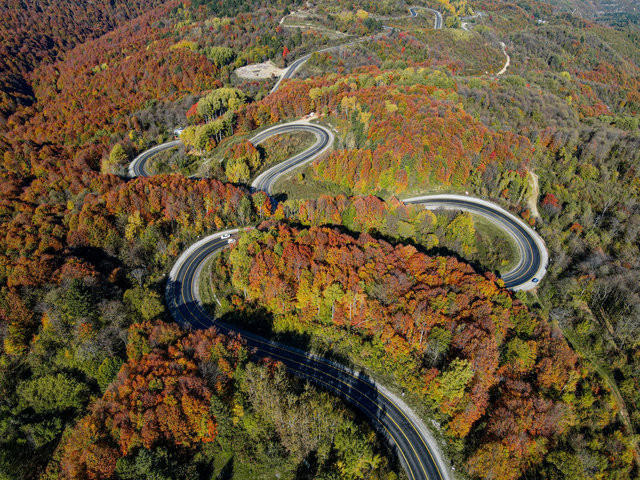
[[235, 61, 285, 80]]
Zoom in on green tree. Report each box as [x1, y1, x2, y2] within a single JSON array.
[[17, 373, 89, 414], [115, 447, 197, 480], [225, 157, 250, 183], [197, 87, 245, 122], [427, 358, 474, 405], [179, 126, 198, 148], [47, 278, 96, 322], [96, 356, 123, 391], [194, 119, 227, 152], [203, 46, 235, 67], [123, 286, 165, 321], [102, 143, 128, 174], [425, 326, 452, 365], [444, 213, 476, 255], [333, 421, 381, 478]]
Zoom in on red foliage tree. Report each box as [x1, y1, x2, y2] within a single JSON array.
[[60, 321, 245, 479]]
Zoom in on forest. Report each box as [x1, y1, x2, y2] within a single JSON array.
[[206, 221, 633, 479], [54, 321, 401, 480], [0, 0, 171, 120], [0, 0, 639, 478]]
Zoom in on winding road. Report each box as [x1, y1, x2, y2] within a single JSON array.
[[411, 7, 444, 29], [403, 194, 547, 290], [250, 122, 333, 192], [271, 6, 443, 94], [127, 7, 548, 480], [458, 12, 510, 76], [130, 120, 547, 480], [129, 140, 181, 177], [164, 228, 450, 480]]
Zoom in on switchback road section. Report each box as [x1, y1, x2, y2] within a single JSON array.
[[403, 194, 548, 291], [126, 4, 550, 478]]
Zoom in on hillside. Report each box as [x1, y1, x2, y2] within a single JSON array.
[[0, 0, 171, 121], [211, 221, 577, 478], [0, 0, 640, 479]]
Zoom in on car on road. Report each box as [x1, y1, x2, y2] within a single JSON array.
[[221, 234, 231, 239], [227, 238, 236, 244], [531, 278, 539, 283]]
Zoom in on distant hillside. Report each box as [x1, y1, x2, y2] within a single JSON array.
[[540, 0, 639, 25], [0, 0, 167, 121]]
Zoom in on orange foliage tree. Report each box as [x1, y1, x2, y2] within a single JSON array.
[[226, 222, 578, 477], [60, 321, 246, 479]]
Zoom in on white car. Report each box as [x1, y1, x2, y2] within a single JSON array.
[[221, 234, 231, 239], [227, 238, 236, 244]]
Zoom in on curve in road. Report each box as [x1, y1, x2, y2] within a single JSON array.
[[129, 140, 181, 177], [271, 6, 442, 94], [457, 12, 510, 77], [129, 119, 548, 479], [250, 122, 333, 193], [126, 5, 549, 478], [165, 231, 450, 480], [496, 41, 510, 76], [460, 12, 483, 31], [403, 194, 547, 290], [418, 7, 444, 29]]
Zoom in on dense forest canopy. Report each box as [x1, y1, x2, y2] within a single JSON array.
[[0, 0, 639, 479], [218, 221, 578, 478]]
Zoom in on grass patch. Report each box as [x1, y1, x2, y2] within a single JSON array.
[[272, 163, 352, 200], [472, 214, 519, 274], [147, 145, 202, 176], [253, 130, 317, 178], [198, 254, 219, 314], [209, 448, 297, 480]]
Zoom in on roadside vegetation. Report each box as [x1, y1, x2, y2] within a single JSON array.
[[204, 222, 580, 479], [0, 0, 639, 479]]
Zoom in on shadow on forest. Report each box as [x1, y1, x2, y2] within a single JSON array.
[[171, 296, 409, 478], [217, 456, 234, 480], [214, 306, 357, 371], [294, 451, 319, 480], [67, 246, 125, 280]]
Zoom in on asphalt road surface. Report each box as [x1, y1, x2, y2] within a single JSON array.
[[125, 4, 550, 477], [409, 7, 443, 29], [250, 122, 333, 193], [130, 121, 548, 479], [271, 6, 442, 94], [128, 140, 181, 177], [165, 230, 450, 480], [403, 195, 548, 291]]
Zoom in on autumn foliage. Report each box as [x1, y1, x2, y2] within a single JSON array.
[[60, 321, 245, 479], [6, 2, 221, 149], [0, 171, 263, 355], [233, 69, 532, 196], [0, 0, 171, 119], [227, 222, 578, 477]]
